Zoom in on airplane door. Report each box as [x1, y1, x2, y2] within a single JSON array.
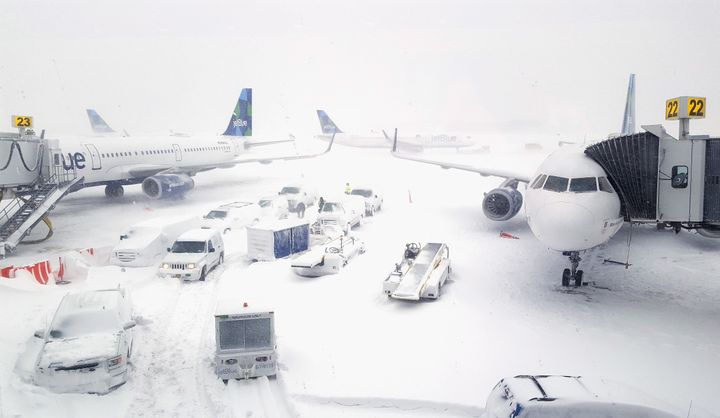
[[83, 144, 102, 170], [172, 144, 182, 161]]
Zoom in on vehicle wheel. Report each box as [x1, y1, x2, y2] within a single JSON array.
[[370, 206, 376, 216], [344, 223, 351, 235], [222, 379, 229, 385], [200, 267, 207, 282], [219, 253, 224, 265], [574, 270, 584, 287], [223, 228, 231, 234], [561, 268, 571, 287]]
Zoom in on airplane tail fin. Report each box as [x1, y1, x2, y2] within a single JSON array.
[[223, 88, 253, 136], [621, 74, 636, 135], [316, 110, 342, 134], [86, 109, 115, 134]]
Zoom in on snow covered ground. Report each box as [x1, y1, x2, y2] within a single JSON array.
[[1, 144, 719, 417]]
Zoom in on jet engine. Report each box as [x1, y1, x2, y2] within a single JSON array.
[[141, 174, 195, 199], [482, 186, 523, 221]]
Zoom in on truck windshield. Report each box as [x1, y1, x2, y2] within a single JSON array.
[[350, 189, 372, 198], [171, 241, 206, 253], [321, 202, 343, 213], [279, 187, 299, 194], [218, 318, 272, 350], [205, 210, 227, 219]]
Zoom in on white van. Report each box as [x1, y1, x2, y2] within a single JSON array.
[[201, 201, 261, 233], [158, 228, 225, 281]]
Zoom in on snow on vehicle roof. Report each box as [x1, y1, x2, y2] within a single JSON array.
[[249, 217, 309, 231], [215, 299, 273, 317], [218, 201, 254, 209], [176, 228, 218, 241], [57, 289, 123, 314]]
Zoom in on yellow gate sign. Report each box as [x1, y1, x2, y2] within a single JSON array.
[[687, 97, 706, 118], [665, 98, 680, 120], [11, 115, 33, 128], [665, 97, 706, 120]]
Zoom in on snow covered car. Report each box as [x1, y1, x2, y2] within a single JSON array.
[[384, 242, 450, 300], [257, 195, 289, 220], [349, 186, 384, 216], [33, 288, 136, 394], [201, 201, 261, 233], [317, 195, 365, 234], [110, 215, 198, 267], [215, 301, 277, 381], [278, 184, 318, 217], [291, 235, 365, 277], [482, 375, 681, 418], [158, 228, 225, 281]]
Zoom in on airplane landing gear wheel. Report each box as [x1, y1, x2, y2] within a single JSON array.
[[574, 270, 584, 287], [562, 251, 583, 287], [562, 268, 571, 287], [105, 184, 124, 198]]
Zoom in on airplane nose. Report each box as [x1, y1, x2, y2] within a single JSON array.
[[529, 202, 598, 251]]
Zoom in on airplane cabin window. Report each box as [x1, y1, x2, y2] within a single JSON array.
[[530, 174, 547, 189], [543, 175, 569, 192], [569, 177, 597, 193], [598, 177, 614, 193]]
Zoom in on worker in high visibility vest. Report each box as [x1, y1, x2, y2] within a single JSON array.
[[344, 182, 352, 194]]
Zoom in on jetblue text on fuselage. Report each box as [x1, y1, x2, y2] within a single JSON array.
[[61, 152, 86, 170]]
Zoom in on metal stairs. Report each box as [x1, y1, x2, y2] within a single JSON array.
[[0, 176, 82, 258]]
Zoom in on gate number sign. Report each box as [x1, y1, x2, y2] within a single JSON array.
[[12, 115, 33, 128], [666, 97, 706, 120]]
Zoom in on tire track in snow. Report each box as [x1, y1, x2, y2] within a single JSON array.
[[125, 269, 228, 418]]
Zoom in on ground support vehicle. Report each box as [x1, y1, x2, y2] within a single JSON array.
[[383, 242, 450, 300]]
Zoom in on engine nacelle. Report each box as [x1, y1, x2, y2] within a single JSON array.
[[697, 225, 720, 239], [482, 187, 523, 221], [141, 174, 194, 199]]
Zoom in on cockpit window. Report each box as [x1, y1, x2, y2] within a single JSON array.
[[569, 177, 597, 193], [543, 176, 569, 192], [530, 174, 547, 189], [598, 177, 615, 193]]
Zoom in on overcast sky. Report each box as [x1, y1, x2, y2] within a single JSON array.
[[1, 0, 719, 142]]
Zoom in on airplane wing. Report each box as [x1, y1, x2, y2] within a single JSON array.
[[390, 132, 540, 183], [128, 135, 335, 179]]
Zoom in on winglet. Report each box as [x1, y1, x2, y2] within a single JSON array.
[[392, 128, 398, 153], [621, 74, 636, 135], [382, 129, 391, 141], [86, 109, 115, 134]]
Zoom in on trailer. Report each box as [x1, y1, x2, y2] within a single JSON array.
[[246, 218, 309, 261], [291, 235, 365, 277], [214, 301, 277, 382], [383, 242, 450, 300]]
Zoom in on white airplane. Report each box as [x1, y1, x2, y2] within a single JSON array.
[[51, 88, 333, 199], [314, 110, 476, 150], [391, 74, 652, 287]]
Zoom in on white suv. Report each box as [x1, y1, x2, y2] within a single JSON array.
[[201, 202, 261, 233], [158, 228, 225, 281], [349, 187, 384, 216]]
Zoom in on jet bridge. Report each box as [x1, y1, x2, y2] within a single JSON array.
[[584, 97, 720, 237], [0, 126, 80, 258]]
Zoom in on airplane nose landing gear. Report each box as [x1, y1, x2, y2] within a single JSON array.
[[561, 251, 583, 287]]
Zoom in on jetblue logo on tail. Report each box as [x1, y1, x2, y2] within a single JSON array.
[[316, 110, 342, 134], [223, 88, 252, 137], [86, 109, 115, 134]]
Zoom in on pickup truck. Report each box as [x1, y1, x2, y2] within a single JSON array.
[[278, 184, 318, 218], [349, 186, 384, 216], [317, 195, 365, 235]]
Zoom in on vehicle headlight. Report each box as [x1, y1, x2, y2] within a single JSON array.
[[187, 263, 196, 269], [162, 263, 170, 269], [108, 355, 123, 368]]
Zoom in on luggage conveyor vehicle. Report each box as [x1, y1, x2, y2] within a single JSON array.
[[291, 234, 365, 277], [383, 242, 450, 300]]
